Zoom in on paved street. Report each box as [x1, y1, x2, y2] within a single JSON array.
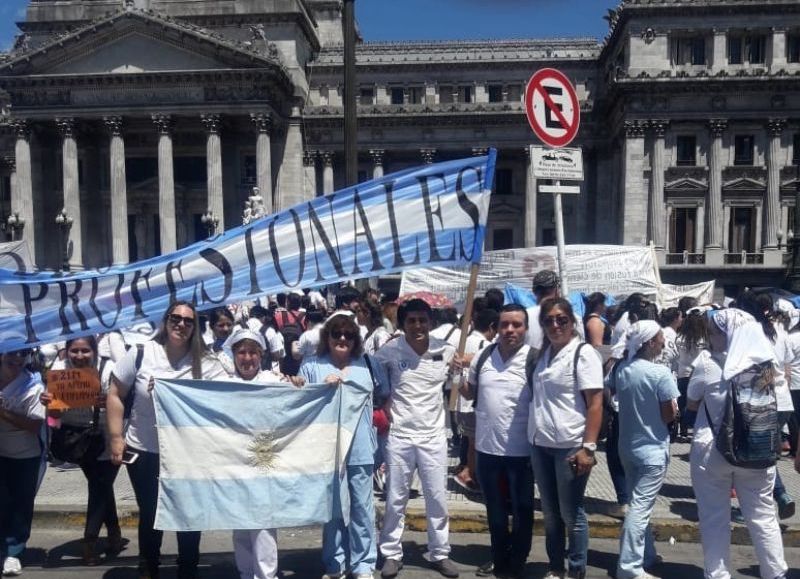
[[35, 441, 800, 538], [16, 528, 800, 578]]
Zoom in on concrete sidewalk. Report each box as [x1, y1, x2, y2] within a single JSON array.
[[33, 442, 800, 545]]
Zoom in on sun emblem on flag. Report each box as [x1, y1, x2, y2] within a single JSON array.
[[248, 431, 277, 472]]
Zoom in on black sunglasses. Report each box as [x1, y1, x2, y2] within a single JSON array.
[[167, 314, 195, 327]]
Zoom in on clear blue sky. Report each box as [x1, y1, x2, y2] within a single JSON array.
[[0, 0, 618, 49]]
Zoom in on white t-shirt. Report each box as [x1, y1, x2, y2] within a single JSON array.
[[528, 337, 603, 448], [457, 331, 491, 413], [245, 319, 285, 357], [468, 344, 532, 457], [98, 332, 127, 363], [524, 306, 543, 350], [786, 332, 800, 391], [0, 370, 45, 459], [430, 323, 461, 348], [373, 335, 455, 440], [112, 341, 227, 453], [364, 326, 392, 356], [769, 326, 793, 411], [687, 350, 728, 447]]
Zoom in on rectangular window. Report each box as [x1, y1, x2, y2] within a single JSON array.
[[458, 86, 473, 104], [492, 228, 514, 251], [789, 34, 800, 63], [488, 85, 503, 103], [728, 206, 756, 253], [728, 33, 767, 64], [673, 36, 706, 65], [241, 155, 257, 185], [506, 85, 522, 102], [408, 86, 424, 104], [439, 85, 454, 104], [794, 134, 800, 165], [390, 87, 404, 105], [676, 135, 697, 166], [359, 87, 374, 105], [734, 135, 755, 165], [669, 207, 697, 253], [494, 169, 513, 195]]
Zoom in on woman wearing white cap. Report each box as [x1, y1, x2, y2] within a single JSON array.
[[608, 321, 679, 579], [226, 328, 303, 579], [687, 309, 788, 579]]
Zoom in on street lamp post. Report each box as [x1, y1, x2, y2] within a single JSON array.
[[54, 208, 73, 272], [201, 210, 219, 238], [6, 212, 24, 241]]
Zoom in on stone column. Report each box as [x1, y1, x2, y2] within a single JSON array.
[[276, 106, 305, 210], [706, 119, 727, 265], [420, 148, 437, 164], [772, 28, 787, 69], [152, 114, 176, 254], [3, 156, 16, 215], [621, 120, 647, 246], [56, 118, 83, 267], [104, 116, 129, 265], [250, 113, 273, 214], [525, 146, 537, 247], [11, 120, 35, 256], [711, 28, 727, 72], [370, 149, 384, 180], [649, 120, 668, 251], [201, 114, 224, 232], [695, 202, 705, 254], [321, 151, 335, 194], [303, 150, 318, 198], [764, 118, 787, 265]]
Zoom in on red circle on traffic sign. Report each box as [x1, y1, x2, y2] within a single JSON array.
[[524, 68, 580, 148]]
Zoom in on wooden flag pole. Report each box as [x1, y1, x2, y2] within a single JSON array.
[[448, 262, 481, 411]]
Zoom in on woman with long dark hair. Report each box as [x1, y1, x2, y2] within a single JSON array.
[[107, 301, 227, 579], [41, 336, 123, 565]]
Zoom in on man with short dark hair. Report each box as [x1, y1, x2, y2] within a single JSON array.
[[460, 304, 535, 579], [375, 299, 459, 578]]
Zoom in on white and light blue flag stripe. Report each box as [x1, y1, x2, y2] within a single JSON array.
[[0, 151, 496, 353], [152, 378, 370, 531]]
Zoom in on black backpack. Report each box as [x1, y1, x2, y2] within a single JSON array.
[[278, 311, 306, 376]]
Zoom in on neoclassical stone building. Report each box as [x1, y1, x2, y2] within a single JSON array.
[[0, 0, 798, 293]]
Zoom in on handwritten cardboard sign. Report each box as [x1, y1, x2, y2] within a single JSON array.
[[47, 368, 101, 410]]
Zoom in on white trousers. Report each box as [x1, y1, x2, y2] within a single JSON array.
[[232, 529, 279, 579], [690, 442, 787, 579], [379, 432, 450, 562]]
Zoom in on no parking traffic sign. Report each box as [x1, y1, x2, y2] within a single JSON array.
[[524, 68, 580, 148]]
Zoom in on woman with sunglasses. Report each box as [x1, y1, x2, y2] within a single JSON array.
[[107, 301, 227, 579], [41, 336, 123, 566], [528, 298, 604, 579], [0, 349, 46, 577], [298, 314, 388, 579]]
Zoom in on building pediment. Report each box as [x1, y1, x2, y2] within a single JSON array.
[[0, 8, 286, 77], [723, 177, 767, 191], [664, 178, 707, 192]]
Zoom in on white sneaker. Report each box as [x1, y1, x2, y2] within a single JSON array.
[[543, 572, 564, 579], [617, 573, 659, 579], [2, 557, 22, 577], [354, 574, 375, 579]]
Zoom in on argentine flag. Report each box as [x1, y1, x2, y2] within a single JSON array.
[[152, 378, 370, 531]]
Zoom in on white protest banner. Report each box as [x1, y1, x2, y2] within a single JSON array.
[[0, 240, 33, 272], [0, 152, 496, 353], [658, 281, 715, 308], [400, 245, 659, 310]]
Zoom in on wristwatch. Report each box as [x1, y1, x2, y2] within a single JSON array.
[[582, 442, 597, 453]]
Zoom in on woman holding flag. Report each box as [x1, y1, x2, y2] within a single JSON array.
[[299, 314, 389, 579], [107, 301, 227, 579]]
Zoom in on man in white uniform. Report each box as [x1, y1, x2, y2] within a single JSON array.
[[374, 299, 459, 578]]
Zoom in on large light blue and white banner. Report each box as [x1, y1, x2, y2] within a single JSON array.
[[152, 378, 370, 531], [0, 152, 495, 353]]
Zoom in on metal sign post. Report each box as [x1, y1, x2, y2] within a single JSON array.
[[524, 68, 582, 296]]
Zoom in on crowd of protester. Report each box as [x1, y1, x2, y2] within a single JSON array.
[[1, 276, 799, 579]]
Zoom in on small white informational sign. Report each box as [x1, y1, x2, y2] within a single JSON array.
[[530, 146, 584, 181]]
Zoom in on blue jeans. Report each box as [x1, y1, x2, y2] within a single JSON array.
[[0, 456, 41, 558], [322, 464, 377, 575], [476, 452, 534, 573], [616, 462, 667, 579], [530, 444, 590, 575]]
